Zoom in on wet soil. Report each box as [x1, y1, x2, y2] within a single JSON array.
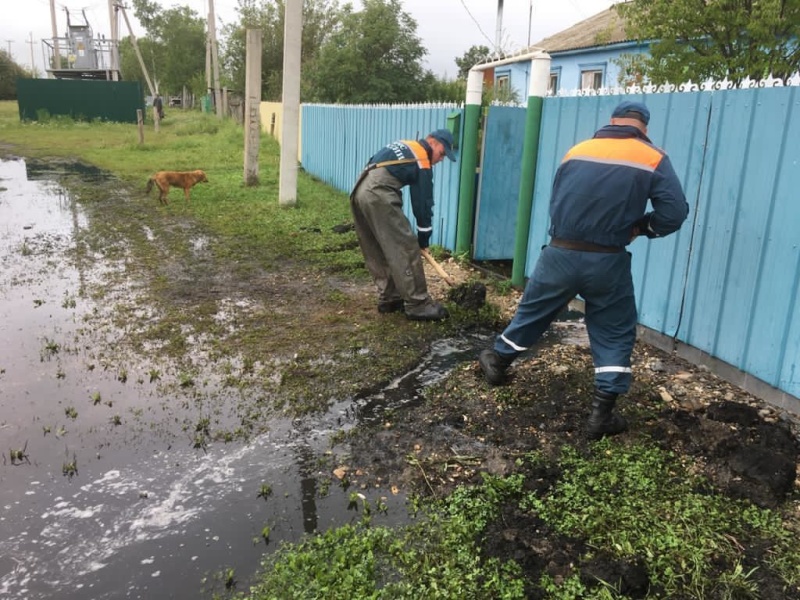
[[342, 336, 800, 598]]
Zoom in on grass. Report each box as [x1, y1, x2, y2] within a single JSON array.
[[234, 442, 800, 599]]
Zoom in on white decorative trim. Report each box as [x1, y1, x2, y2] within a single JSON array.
[[552, 72, 800, 97]]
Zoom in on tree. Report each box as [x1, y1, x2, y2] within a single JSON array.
[[455, 45, 492, 79], [222, 0, 341, 100], [0, 50, 31, 100], [618, 0, 800, 85], [302, 0, 428, 103]]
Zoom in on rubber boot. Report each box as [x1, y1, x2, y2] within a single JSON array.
[[478, 348, 514, 386], [587, 390, 629, 440], [377, 298, 405, 313]]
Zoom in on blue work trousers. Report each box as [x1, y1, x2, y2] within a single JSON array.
[[495, 246, 637, 395]]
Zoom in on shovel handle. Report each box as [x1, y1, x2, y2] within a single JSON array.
[[421, 248, 455, 286]]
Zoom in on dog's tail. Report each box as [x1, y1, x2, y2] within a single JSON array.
[[145, 177, 154, 194]]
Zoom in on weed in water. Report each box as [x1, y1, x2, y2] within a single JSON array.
[[64, 406, 78, 420], [91, 391, 102, 405], [62, 452, 78, 478], [8, 441, 30, 465], [40, 338, 60, 361], [257, 483, 273, 500]]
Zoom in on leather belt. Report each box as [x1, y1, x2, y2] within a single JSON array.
[[550, 238, 623, 253]]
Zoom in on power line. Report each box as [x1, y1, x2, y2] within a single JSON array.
[[457, 0, 499, 53]]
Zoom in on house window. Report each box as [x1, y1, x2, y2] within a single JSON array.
[[581, 69, 604, 90], [496, 74, 510, 90], [549, 73, 560, 95]]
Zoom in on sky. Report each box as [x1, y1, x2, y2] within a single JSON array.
[[1, 0, 616, 78]]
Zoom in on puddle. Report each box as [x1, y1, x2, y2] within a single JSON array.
[[0, 157, 585, 599]]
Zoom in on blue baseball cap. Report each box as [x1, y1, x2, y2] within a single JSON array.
[[429, 128, 457, 162], [611, 100, 650, 125]]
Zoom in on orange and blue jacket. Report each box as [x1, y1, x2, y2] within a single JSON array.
[[366, 139, 435, 235], [549, 125, 688, 247]]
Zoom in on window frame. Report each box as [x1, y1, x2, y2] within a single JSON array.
[[578, 62, 607, 91]]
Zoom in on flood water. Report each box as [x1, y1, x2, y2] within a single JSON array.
[[1, 157, 555, 599]]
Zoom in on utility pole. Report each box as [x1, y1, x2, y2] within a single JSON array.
[[50, 0, 60, 71], [495, 0, 504, 52], [4, 40, 11, 56], [207, 0, 222, 118], [527, 0, 533, 47], [243, 29, 262, 186], [108, 0, 119, 79], [279, 0, 302, 206], [27, 32, 35, 74]]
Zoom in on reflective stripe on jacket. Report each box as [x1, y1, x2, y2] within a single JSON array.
[[366, 139, 435, 232], [549, 125, 689, 248]]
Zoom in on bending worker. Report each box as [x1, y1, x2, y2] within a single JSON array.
[[479, 101, 689, 439], [350, 129, 456, 321]]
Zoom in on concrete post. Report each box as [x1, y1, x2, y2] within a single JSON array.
[[279, 0, 302, 207], [244, 29, 262, 186]]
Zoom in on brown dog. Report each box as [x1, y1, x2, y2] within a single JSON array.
[[146, 170, 209, 205]]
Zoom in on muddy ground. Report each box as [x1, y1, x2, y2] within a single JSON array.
[[2, 153, 799, 598]]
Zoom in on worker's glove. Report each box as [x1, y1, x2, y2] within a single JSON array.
[[633, 214, 659, 239], [417, 230, 431, 249]]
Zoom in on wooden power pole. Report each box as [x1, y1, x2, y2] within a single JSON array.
[[207, 0, 222, 118], [116, 3, 155, 97]]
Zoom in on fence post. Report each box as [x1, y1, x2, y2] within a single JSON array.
[[137, 109, 144, 144], [511, 52, 551, 287]]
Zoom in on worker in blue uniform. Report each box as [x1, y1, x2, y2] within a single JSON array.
[[350, 129, 456, 321], [479, 101, 689, 439]]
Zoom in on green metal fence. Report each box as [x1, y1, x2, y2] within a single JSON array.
[[16, 79, 144, 123]]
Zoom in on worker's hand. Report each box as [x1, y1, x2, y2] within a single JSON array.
[[417, 230, 431, 249], [633, 214, 659, 239]]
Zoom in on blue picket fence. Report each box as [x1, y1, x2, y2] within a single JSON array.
[[301, 104, 463, 250], [299, 87, 800, 404]]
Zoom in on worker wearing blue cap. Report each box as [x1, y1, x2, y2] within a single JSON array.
[[479, 100, 689, 439], [350, 129, 457, 321]]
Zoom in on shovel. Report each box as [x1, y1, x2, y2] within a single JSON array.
[[420, 248, 455, 286], [421, 248, 488, 310]]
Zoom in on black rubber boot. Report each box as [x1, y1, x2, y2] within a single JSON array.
[[587, 390, 629, 440], [478, 348, 514, 386], [377, 298, 405, 313], [405, 300, 449, 321]]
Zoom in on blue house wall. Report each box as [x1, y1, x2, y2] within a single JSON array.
[[549, 42, 650, 92], [496, 42, 651, 99]]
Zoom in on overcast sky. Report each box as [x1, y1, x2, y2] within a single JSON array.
[[2, 0, 616, 77]]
